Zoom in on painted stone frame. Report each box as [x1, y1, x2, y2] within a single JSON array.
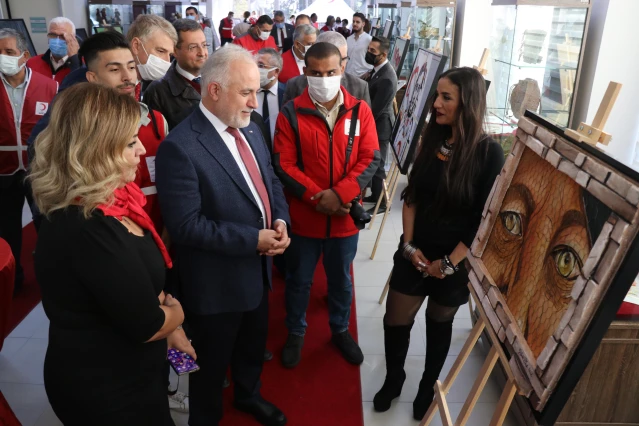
[[466, 112, 639, 417]]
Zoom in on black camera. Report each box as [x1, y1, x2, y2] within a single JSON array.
[[349, 196, 371, 230]]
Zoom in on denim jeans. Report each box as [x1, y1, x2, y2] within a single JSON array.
[[285, 233, 359, 336]]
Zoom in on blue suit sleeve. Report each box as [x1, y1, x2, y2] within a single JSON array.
[[155, 138, 262, 256]]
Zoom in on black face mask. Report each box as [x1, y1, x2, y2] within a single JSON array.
[[365, 51, 380, 65]]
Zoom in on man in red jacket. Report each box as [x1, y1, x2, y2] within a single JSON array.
[[27, 17, 80, 84], [233, 15, 277, 54], [0, 29, 58, 293], [218, 11, 234, 46], [278, 24, 316, 84], [273, 42, 380, 369]]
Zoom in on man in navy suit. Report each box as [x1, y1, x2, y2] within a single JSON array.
[[155, 44, 290, 426], [271, 10, 294, 52], [253, 48, 286, 151]]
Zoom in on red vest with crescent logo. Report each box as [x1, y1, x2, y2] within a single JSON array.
[[134, 109, 167, 232], [221, 17, 234, 39], [0, 69, 58, 176]]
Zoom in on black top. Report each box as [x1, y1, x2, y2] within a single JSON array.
[[412, 137, 504, 260], [36, 206, 167, 398]]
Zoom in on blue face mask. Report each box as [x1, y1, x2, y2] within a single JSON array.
[[276, 22, 285, 29], [186, 15, 196, 20], [49, 38, 68, 57]]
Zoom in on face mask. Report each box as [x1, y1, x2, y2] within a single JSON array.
[[186, 15, 196, 20], [295, 43, 310, 58], [276, 22, 285, 29], [136, 42, 171, 81], [258, 29, 271, 41], [259, 67, 276, 87], [365, 51, 381, 65], [307, 75, 341, 103], [0, 53, 25, 76], [49, 38, 68, 57]]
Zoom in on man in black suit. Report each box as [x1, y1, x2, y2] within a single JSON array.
[[281, 31, 371, 106], [363, 36, 397, 214], [155, 44, 290, 426], [271, 10, 294, 53]]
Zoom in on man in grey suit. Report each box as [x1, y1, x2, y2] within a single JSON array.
[[363, 36, 397, 214], [282, 31, 371, 106]]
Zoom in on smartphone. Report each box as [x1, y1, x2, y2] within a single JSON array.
[[168, 348, 200, 375]]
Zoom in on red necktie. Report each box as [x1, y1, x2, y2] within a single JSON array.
[[226, 127, 272, 228]]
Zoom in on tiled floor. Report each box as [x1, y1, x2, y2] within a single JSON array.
[[2, 179, 517, 425]]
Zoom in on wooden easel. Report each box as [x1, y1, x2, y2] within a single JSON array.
[[564, 81, 622, 146], [403, 26, 412, 39], [473, 48, 490, 76], [419, 284, 523, 426], [368, 157, 402, 260], [430, 36, 443, 53]]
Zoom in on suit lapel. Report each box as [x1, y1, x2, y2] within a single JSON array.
[[192, 110, 259, 208]]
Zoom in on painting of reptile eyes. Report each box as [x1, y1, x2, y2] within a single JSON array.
[[482, 147, 611, 357]]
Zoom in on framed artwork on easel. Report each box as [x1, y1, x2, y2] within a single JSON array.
[[390, 48, 447, 174], [389, 37, 410, 79], [382, 19, 394, 38]]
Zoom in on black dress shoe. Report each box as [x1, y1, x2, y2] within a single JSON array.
[[281, 334, 304, 369], [363, 195, 378, 204], [331, 330, 364, 365], [366, 205, 387, 215], [234, 396, 287, 426], [264, 349, 273, 361]]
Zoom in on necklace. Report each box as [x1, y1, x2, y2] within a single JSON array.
[[437, 139, 453, 161]]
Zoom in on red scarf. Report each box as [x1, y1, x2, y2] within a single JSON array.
[[98, 182, 172, 268]]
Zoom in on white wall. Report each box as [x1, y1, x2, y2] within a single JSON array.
[[583, 0, 639, 166], [7, 0, 60, 54], [59, 0, 88, 36], [454, 0, 493, 68]]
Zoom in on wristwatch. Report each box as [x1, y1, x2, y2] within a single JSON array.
[[439, 255, 458, 276]]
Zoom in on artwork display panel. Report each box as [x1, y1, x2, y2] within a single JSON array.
[[389, 37, 410, 78], [466, 111, 639, 425], [369, 17, 379, 34], [390, 48, 447, 174], [382, 19, 394, 38]]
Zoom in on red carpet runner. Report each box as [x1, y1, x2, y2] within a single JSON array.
[[221, 265, 364, 426], [3, 224, 40, 340]]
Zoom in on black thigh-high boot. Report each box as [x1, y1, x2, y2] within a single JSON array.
[[373, 317, 413, 412], [413, 315, 454, 420]]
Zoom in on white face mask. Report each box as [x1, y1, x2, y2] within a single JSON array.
[[0, 53, 25, 77], [136, 42, 171, 81], [307, 75, 342, 103], [259, 67, 276, 87], [258, 29, 271, 41], [295, 42, 310, 59]]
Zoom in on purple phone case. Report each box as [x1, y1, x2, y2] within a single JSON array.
[[168, 348, 200, 375]]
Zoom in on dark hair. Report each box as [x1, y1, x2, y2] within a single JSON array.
[[304, 42, 341, 67], [372, 36, 390, 54], [342, 19, 349, 25], [296, 14, 310, 24], [185, 6, 198, 15], [353, 12, 366, 23], [228, 11, 234, 15], [363, 19, 371, 33], [402, 67, 489, 212], [326, 15, 335, 24], [311, 13, 318, 19], [274, 10, 284, 18], [79, 31, 129, 70], [256, 15, 274, 26], [173, 18, 203, 46], [244, 11, 251, 19], [336, 17, 342, 22]]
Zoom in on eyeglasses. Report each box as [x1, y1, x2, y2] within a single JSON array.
[[185, 43, 210, 53], [47, 33, 66, 40]]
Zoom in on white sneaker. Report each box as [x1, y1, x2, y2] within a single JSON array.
[[168, 391, 189, 413]]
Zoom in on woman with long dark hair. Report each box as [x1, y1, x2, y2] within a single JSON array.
[[373, 67, 505, 419]]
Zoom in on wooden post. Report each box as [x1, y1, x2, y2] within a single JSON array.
[[378, 268, 392, 304], [430, 35, 443, 53], [370, 166, 402, 260], [564, 81, 622, 146], [419, 284, 523, 426], [473, 48, 490, 76]]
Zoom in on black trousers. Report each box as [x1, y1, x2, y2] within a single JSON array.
[[0, 171, 33, 289], [187, 284, 269, 426], [221, 38, 233, 46], [370, 139, 390, 201]]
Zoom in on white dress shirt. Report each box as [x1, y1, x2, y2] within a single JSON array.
[[50, 55, 68, 71], [294, 53, 305, 74], [275, 25, 287, 48], [199, 103, 284, 229], [346, 32, 373, 77], [373, 59, 389, 74], [176, 63, 200, 81], [256, 84, 279, 140]]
